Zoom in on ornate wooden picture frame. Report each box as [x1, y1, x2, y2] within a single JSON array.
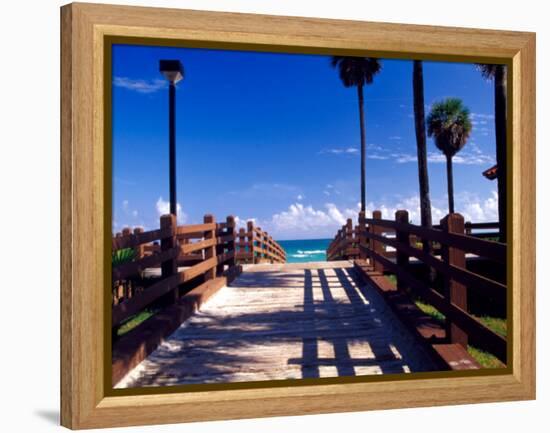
[[61, 2, 535, 429]]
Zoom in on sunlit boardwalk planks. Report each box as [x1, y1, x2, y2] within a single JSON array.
[[117, 261, 438, 388]]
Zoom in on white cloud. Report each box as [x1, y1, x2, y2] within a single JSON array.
[[256, 202, 360, 239], [319, 147, 359, 155], [296, 194, 304, 201], [113, 77, 167, 94], [389, 136, 402, 140], [364, 191, 499, 225], [156, 196, 187, 224], [120, 199, 140, 221], [455, 190, 498, 223], [368, 154, 389, 160], [471, 113, 494, 120], [234, 216, 257, 230], [113, 200, 147, 232], [392, 150, 495, 165], [269, 202, 356, 235], [392, 153, 418, 163], [367, 143, 385, 151], [261, 190, 499, 239], [364, 195, 446, 225]]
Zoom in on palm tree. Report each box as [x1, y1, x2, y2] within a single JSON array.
[[427, 98, 472, 214], [412, 60, 433, 231], [476, 64, 507, 243], [331, 56, 382, 212]]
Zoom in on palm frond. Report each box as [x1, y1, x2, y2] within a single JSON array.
[[426, 97, 472, 157], [476, 63, 498, 80], [331, 56, 382, 88]]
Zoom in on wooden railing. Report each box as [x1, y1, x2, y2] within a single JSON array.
[[235, 221, 286, 264], [327, 210, 507, 364], [326, 218, 362, 261], [111, 214, 239, 329], [328, 217, 501, 262], [112, 215, 286, 329]]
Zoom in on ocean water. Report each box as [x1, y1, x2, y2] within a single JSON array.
[[278, 238, 331, 263]]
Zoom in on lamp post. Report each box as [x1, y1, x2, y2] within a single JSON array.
[[159, 60, 184, 217]]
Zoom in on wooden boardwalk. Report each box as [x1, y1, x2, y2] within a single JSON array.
[[117, 261, 438, 388]]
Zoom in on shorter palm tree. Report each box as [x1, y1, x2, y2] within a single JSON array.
[[427, 98, 472, 214]]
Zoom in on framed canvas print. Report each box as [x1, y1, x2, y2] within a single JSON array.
[[60, 2, 536, 429]]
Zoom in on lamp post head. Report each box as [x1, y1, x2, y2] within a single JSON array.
[[159, 60, 184, 84]]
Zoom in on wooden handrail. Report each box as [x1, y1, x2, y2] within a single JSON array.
[[235, 222, 286, 264], [112, 213, 240, 328], [363, 218, 505, 263], [326, 210, 507, 363], [112, 214, 285, 329], [112, 227, 172, 251], [326, 218, 362, 261], [176, 222, 216, 235]]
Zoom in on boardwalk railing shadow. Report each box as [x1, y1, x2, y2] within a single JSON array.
[[118, 265, 437, 388]]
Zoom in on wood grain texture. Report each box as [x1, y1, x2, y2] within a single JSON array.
[[60, 2, 536, 429], [116, 262, 438, 388]]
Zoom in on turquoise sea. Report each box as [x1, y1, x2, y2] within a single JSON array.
[[278, 238, 331, 263]]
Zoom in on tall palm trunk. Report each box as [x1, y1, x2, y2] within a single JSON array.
[[357, 84, 366, 212], [494, 65, 507, 243], [445, 155, 455, 214], [413, 61, 435, 281], [413, 60, 433, 230]]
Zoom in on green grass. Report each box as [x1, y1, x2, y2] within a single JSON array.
[[467, 346, 505, 368], [474, 315, 507, 337], [116, 308, 158, 337], [371, 273, 508, 368], [413, 299, 506, 368], [386, 274, 397, 285], [415, 299, 446, 322]]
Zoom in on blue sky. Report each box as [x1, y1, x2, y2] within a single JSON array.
[[112, 44, 499, 240]]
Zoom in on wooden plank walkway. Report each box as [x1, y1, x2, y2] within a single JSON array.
[[116, 261, 438, 388]]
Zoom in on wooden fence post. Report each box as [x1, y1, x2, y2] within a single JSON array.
[[337, 228, 343, 258], [226, 216, 236, 271], [395, 210, 410, 291], [215, 222, 224, 277], [238, 228, 246, 263], [268, 234, 273, 262], [247, 221, 255, 264], [371, 210, 384, 273], [133, 227, 144, 260], [441, 213, 468, 348], [358, 211, 367, 260], [258, 228, 264, 262], [160, 214, 178, 303], [204, 214, 216, 281], [265, 232, 269, 262], [118, 228, 132, 300], [345, 218, 353, 259]]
